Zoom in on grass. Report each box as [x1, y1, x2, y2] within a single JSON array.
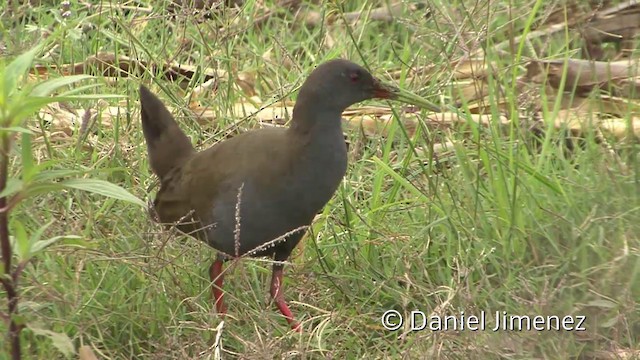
[[1, 0, 639, 358]]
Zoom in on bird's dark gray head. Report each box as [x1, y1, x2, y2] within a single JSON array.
[[296, 59, 398, 112]]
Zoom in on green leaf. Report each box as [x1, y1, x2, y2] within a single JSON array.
[[52, 94, 123, 100], [58, 237, 93, 249], [29, 74, 95, 97], [0, 126, 34, 134], [30, 221, 82, 252], [370, 156, 429, 202], [2, 43, 43, 101], [24, 183, 65, 198], [29, 219, 53, 244], [13, 220, 30, 261], [484, 145, 563, 195], [8, 219, 84, 263], [19, 169, 96, 200], [600, 316, 619, 328], [56, 83, 103, 96], [28, 324, 76, 357], [8, 96, 65, 127], [31, 235, 82, 254], [21, 132, 37, 182], [0, 178, 23, 198], [32, 169, 84, 182], [8, 94, 121, 127], [586, 299, 618, 309], [61, 178, 145, 207]]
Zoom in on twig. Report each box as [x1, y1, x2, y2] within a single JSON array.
[[233, 183, 244, 257]]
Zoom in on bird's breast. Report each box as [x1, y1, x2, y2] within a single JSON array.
[[290, 134, 348, 212]]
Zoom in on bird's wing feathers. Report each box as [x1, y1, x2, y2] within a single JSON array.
[[154, 128, 295, 226]]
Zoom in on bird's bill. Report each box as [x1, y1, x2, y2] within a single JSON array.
[[372, 78, 442, 113], [371, 78, 400, 99], [393, 87, 443, 113]]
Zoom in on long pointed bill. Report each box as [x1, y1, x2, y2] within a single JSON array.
[[371, 78, 443, 113], [371, 77, 400, 99], [393, 86, 443, 113]]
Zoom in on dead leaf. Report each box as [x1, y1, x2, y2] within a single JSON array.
[[526, 59, 640, 95], [78, 345, 99, 360]]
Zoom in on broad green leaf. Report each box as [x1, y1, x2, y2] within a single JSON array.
[[12, 219, 85, 258], [24, 183, 65, 198], [13, 220, 30, 261], [29, 74, 94, 97], [21, 132, 36, 182], [2, 43, 43, 101], [52, 94, 123, 100], [32, 169, 84, 182], [601, 316, 619, 328], [14, 220, 67, 258], [8, 96, 62, 127], [0, 126, 34, 134], [586, 299, 618, 309], [9, 94, 121, 127], [57, 237, 93, 249], [56, 83, 103, 96], [61, 178, 145, 207], [28, 324, 76, 357], [28, 219, 53, 244], [0, 177, 23, 198], [31, 235, 82, 254]]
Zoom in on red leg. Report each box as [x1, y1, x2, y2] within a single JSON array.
[[270, 266, 301, 332], [209, 260, 227, 314]]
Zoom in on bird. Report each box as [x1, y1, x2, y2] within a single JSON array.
[[139, 59, 404, 332]]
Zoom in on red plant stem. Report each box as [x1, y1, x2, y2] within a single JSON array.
[[0, 134, 10, 273], [0, 133, 20, 359]]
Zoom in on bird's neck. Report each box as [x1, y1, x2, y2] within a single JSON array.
[[285, 97, 349, 204], [288, 97, 343, 137]]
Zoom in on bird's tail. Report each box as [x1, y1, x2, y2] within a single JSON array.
[[139, 85, 196, 179]]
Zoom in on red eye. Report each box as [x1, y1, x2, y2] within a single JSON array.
[[349, 71, 360, 82]]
